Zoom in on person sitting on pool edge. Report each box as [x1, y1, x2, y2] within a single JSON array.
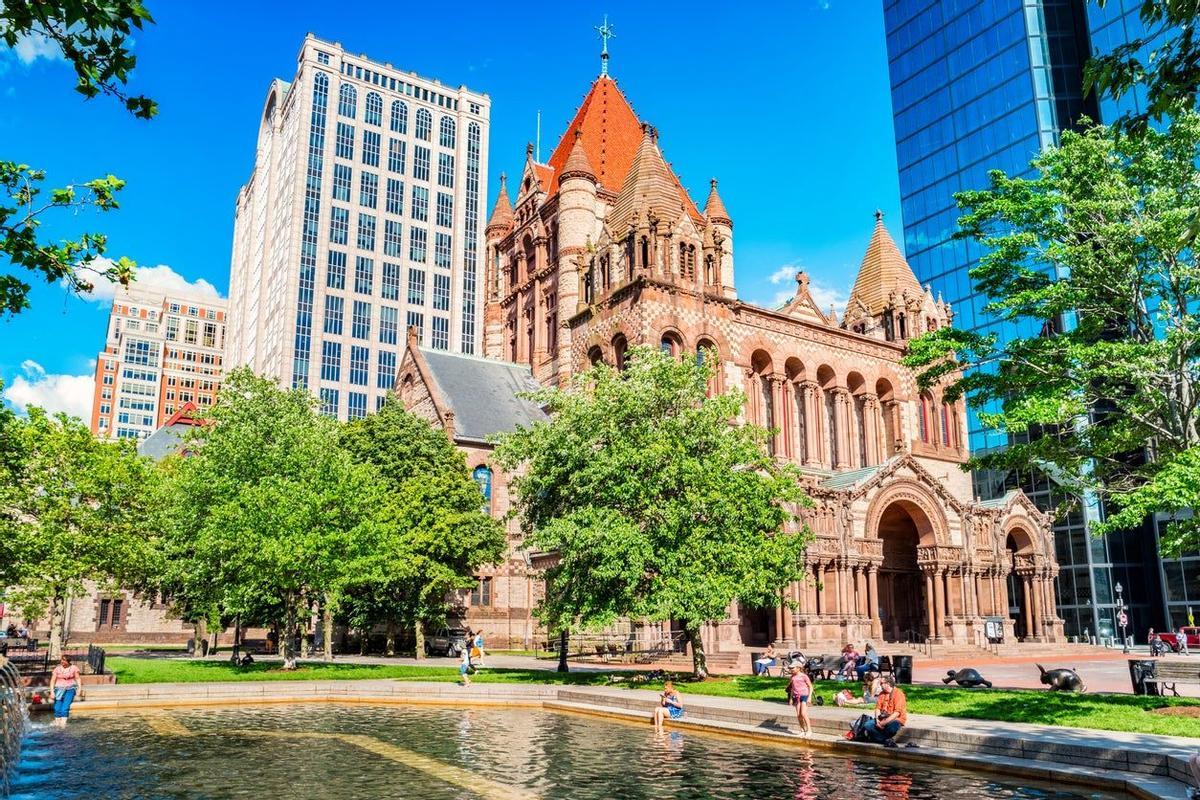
[[754, 643, 778, 676], [653, 681, 684, 732], [863, 675, 906, 747]]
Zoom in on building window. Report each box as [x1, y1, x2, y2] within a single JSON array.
[[335, 122, 354, 159], [919, 392, 933, 443], [362, 130, 380, 167], [433, 273, 451, 311], [472, 465, 493, 513], [338, 84, 357, 118], [379, 305, 398, 345], [462, 121, 481, 356], [407, 311, 424, 342], [352, 300, 371, 339], [319, 387, 339, 417], [347, 391, 367, 420], [415, 108, 432, 141], [411, 185, 429, 222], [431, 316, 449, 350], [359, 171, 378, 208], [413, 145, 430, 181], [408, 268, 426, 305], [436, 193, 453, 228], [377, 351, 396, 389], [439, 116, 456, 148], [357, 213, 376, 251], [409, 228, 427, 262], [390, 100, 408, 133], [332, 163, 352, 201], [97, 597, 124, 629], [437, 153, 454, 188], [355, 256, 374, 295], [321, 341, 342, 382], [364, 91, 382, 125], [327, 250, 347, 289], [323, 295, 344, 335], [349, 346, 369, 386], [330, 206, 349, 244], [382, 262, 401, 300], [434, 233, 452, 269], [385, 178, 404, 215], [387, 138, 406, 174], [470, 576, 493, 607], [316, 51, 330, 65], [383, 219, 403, 257]]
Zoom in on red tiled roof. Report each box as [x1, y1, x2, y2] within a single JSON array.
[[163, 401, 204, 428]]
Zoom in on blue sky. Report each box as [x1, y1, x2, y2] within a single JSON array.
[[0, 0, 901, 418]]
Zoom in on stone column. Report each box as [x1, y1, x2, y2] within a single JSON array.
[[1021, 576, 1034, 640], [833, 563, 845, 617], [800, 382, 821, 467], [867, 566, 882, 638], [885, 399, 901, 455], [833, 389, 852, 469], [861, 394, 880, 466], [933, 569, 946, 641], [816, 562, 826, 617], [987, 570, 998, 617], [961, 569, 973, 619], [1031, 577, 1044, 640], [924, 571, 937, 642], [856, 567, 868, 618], [789, 384, 803, 464], [770, 376, 786, 458]]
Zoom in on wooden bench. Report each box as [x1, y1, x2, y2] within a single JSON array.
[[1145, 660, 1200, 696]]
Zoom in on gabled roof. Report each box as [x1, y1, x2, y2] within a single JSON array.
[[846, 211, 923, 316], [417, 347, 548, 443], [137, 402, 204, 462], [819, 463, 886, 491], [778, 271, 835, 326]]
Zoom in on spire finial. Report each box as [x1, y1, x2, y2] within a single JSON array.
[[595, 15, 615, 76], [874, 208, 884, 222]]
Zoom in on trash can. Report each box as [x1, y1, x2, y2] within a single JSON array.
[[891, 655, 913, 685], [1129, 659, 1159, 696]]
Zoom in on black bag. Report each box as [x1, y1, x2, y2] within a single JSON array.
[[849, 713, 872, 742]]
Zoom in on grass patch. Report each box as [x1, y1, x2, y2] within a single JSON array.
[[105, 658, 1200, 738]]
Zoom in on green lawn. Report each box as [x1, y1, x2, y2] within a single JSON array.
[[106, 657, 1200, 738]]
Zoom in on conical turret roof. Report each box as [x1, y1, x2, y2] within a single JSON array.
[[845, 211, 923, 315], [486, 173, 514, 231], [704, 178, 731, 226], [559, 130, 596, 183], [608, 124, 695, 233]]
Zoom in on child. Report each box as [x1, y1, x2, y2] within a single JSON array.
[[459, 645, 472, 686], [788, 665, 813, 737], [652, 681, 684, 732]]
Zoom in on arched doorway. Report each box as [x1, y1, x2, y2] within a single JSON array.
[[1005, 530, 1035, 641], [876, 502, 930, 642]]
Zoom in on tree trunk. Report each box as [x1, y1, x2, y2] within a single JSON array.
[[194, 617, 208, 657], [414, 623, 426, 660], [557, 629, 569, 673], [282, 595, 298, 670], [46, 594, 65, 661], [322, 603, 333, 661], [385, 621, 397, 657], [685, 624, 708, 679], [359, 627, 369, 656]]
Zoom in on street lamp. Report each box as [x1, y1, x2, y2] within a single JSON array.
[[1116, 582, 1128, 654]]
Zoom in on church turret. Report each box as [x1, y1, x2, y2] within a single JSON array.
[[703, 178, 735, 299], [483, 174, 515, 359], [486, 173, 514, 237], [842, 211, 947, 342], [555, 131, 599, 378]]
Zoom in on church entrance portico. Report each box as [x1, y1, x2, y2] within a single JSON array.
[[876, 502, 928, 643]]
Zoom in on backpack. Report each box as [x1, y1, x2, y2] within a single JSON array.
[[847, 713, 872, 742]]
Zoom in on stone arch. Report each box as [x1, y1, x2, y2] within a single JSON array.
[[784, 357, 805, 382], [865, 479, 950, 547], [611, 332, 629, 370], [587, 345, 605, 366], [658, 326, 686, 358]]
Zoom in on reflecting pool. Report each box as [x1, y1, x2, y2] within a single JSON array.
[[9, 704, 1122, 799]]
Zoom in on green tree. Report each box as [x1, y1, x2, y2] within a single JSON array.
[[904, 113, 1200, 552], [340, 401, 505, 658], [169, 369, 377, 669], [1085, 0, 1200, 129], [1, 0, 156, 316], [1, 408, 159, 657], [494, 345, 809, 677]]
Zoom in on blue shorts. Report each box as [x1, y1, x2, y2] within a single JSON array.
[[459, 664, 469, 675], [667, 706, 684, 720]]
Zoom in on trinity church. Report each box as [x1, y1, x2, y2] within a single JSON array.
[[397, 65, 1065, 659]]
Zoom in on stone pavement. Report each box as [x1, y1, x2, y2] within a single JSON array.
[[73, 677, 1196, 799]]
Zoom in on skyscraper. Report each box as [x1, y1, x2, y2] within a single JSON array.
[[883, 1, 1171, 638], [225, 35, 490, 420], [89, 286, 227, 440]]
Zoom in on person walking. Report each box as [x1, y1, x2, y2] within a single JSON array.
[[49, 654, 83, 727], [1179, 627, 1191, 656], [459, 644, 473, 686], [788, 665, 813, 738], [473, 629, 486, 667]]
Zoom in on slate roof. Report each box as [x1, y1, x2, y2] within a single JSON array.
[[819, 462, 887, 491], [419, 348, 548, 443], [136, 403, 203, 461], [978, 490, 1019, 510], [845, 212, 924, 315]]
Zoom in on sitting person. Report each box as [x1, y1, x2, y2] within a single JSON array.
[[838, 670, 882, 706], [754, 644, 778, 676], [838, 644, 860, 681], [653, 681, 684, 732], [862, 675, 907, 747], [856, 642, 880, 679]]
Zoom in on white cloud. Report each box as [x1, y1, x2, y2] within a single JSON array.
[[754, 263, 849, 313], [3, 360, 94, 421], [809, 282, 848, 313], [78, 258, 224, 304], [10, 32, 60, 65], [767, 266, 795, 285]]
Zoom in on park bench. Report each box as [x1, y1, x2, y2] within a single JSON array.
[[1144, 660, 1200, 696]]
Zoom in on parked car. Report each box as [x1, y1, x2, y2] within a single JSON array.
[[424, 627, 469, 657], [1156, 627, 1200, 652]]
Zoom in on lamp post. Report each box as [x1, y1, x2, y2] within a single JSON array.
[[1116, 582, 1128, 654]]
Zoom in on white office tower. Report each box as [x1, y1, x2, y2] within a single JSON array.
[[225, 34, 490, 418]]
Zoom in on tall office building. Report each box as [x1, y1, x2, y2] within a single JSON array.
[[89, 286, 227, 440], [883, 1, 1175, 638], [225, 35, 490, 420]]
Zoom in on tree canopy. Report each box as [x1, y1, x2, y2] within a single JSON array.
[[494, 345, 809, 676], [1, 0, 156, 316], [904, 112, 1200, 551]]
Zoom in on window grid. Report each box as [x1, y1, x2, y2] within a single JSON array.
[[357, 213, 376, 251], [433, 273, 451, 311], [380, 305, 399, 345], [437, 153, 455, 188], [436, 192, 453, 228], [409, 228, 427, 263], [431, 316, 449, 350], [355, 256, 374, 295], [385, 178, 404, 215], [390, 99, 408, 133], [352, 300, 371, 340], [383, 219, 403, 257], [359, 171, 378, 208], [382, 262, 401, 300], [434, 232, 452, 269], [349, 345, 369, 386], [413, 145, 430, 181], [365, 91, 382, 126], [335, 122, 354, 159], [408, 268, 426, 305], [320, 387, 339, 417], [362, 130, 380, 167], [388, 138, 406, 174], [347, 391, 367, 420], [462, 121, 481, 354], [323, 295, 344, 335], [332, 163, 352, 201], [411, 185, 429, 222], [377, 351, 397, 389], [330, 207, 349, 245], [327, 250, 346, 289], [293, 71, 330, 387], [407, 310, 424, 343], [321, 341, 342, 382]]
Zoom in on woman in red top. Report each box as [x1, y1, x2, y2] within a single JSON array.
[[788, 665, 813, 738], [49, 654, 83, 727]]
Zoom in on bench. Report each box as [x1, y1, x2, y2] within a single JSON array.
[[1144, 660, 1200, 696]]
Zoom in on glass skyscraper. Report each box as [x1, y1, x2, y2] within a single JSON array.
[[883, 0, 1178, 639]]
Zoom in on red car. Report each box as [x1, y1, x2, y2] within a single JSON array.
[[1155, 627, 1200, 652]]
